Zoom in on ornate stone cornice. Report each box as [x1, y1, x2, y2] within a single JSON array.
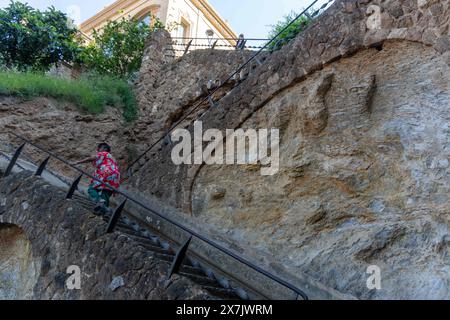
[[80, 0, 135, 34], [79, 0, 237, 43]]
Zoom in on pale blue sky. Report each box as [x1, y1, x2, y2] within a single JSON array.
[[0, 0, 329, 38]]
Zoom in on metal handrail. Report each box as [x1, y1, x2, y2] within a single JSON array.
[[169, 37, 268, 51], [170, 37, 270, 41], [0, 131, 309, 300], [169, 43, 266, 49], [125, 0, 334, 176]]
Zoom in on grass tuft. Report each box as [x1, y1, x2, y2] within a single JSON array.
[[0, 71, 138, 122]]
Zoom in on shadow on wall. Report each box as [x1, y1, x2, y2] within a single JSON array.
[[0, 223, 41, 300]]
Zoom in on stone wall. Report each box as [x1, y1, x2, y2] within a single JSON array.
[[0, 171, 212, 300], [0, 224, 40, 299], [132, 0, 450, 207], [193, 40, 450, 299], [130, 0, 450, 299], [131, 30, 253, 159]]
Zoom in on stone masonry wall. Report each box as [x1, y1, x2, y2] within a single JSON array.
[[129, 0, 450, 299], [130, 29, 254, 160], [132, 0, 450, 209]]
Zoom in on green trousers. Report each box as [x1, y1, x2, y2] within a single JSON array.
[[88, 185, 113, 207]]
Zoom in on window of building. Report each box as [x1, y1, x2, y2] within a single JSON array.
[[177, 18, 190, 43], [136, 7, 159, 27], [140, 14, 152, 26]]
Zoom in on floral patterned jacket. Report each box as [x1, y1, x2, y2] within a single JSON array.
[[91, 151, 120, 191]]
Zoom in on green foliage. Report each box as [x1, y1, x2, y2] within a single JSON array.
[[0, 71, 138, 122], [267, 10, 313, 51], [80, 73, 138, 121], [0, 1, 80, 71], [79, 17, 164, 79]]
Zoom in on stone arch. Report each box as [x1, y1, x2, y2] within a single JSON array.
[[0, 223, 41, 300]]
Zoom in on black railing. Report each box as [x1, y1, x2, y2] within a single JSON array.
[[0, 131, 308, 300], [125, 0, 335, 179], [166, 37, 270, 56], [170, 37, 271, 41]]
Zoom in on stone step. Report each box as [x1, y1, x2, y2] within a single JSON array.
[[73, 199, 97, 207], [117, 220, 144, 233], [199, 285, 240, 299], [149, 251, 175, 263], [74, 199, 96, 207], [77, 202, 96, 211], [91, 203, 248, 299], [133, 239, 172, 255], [106, 216, 173, 252], [102, 217, 143, 233], [72, 195, 97, 206], [179, 272, 223, 288], [115, 225, 162, 245], [232, 287, 251, 300], [179, 264, 208, 277]]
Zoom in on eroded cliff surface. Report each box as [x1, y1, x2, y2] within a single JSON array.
[[0, 33, 252, 177], [193, 40, 450, 299], [131, 0, 450, 299], [0, 0, 449, 300]]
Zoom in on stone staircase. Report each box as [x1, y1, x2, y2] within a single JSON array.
[[0, 136, 317, 300], [71, 194, 251, 300]]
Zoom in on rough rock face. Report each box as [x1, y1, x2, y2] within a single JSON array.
[[0, 171, 212, 300], [0, 97, 131, 179], [131, 0, 450, 207], [131, 0, 450, 299], [193, 41, 450, 299], [0, 224, 40, 299]]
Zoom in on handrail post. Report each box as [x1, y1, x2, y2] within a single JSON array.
[[3, 143, 26, 177], [106, 199, 127, 233], [296, 291, 309, 301], [66, 174, 83, 199], [35, 156, 50, 176], [167, 236, 192, 278], [183, 40, 193, 56]]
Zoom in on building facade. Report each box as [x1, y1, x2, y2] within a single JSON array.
[[79, 0, 238, 50]]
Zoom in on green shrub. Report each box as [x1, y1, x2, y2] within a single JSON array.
[[79, 17, 164, 79], [0, 71, 138, 122], [267, 10, 313, 51], [0, 1, 81, 72]]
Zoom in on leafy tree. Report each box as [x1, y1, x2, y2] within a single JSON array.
[[267, 11, 312, 51], [79, 17, 164, 79], [0, 1, 80, 71]]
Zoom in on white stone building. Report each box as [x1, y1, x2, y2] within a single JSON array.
[[79, 0, 238, 50]]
